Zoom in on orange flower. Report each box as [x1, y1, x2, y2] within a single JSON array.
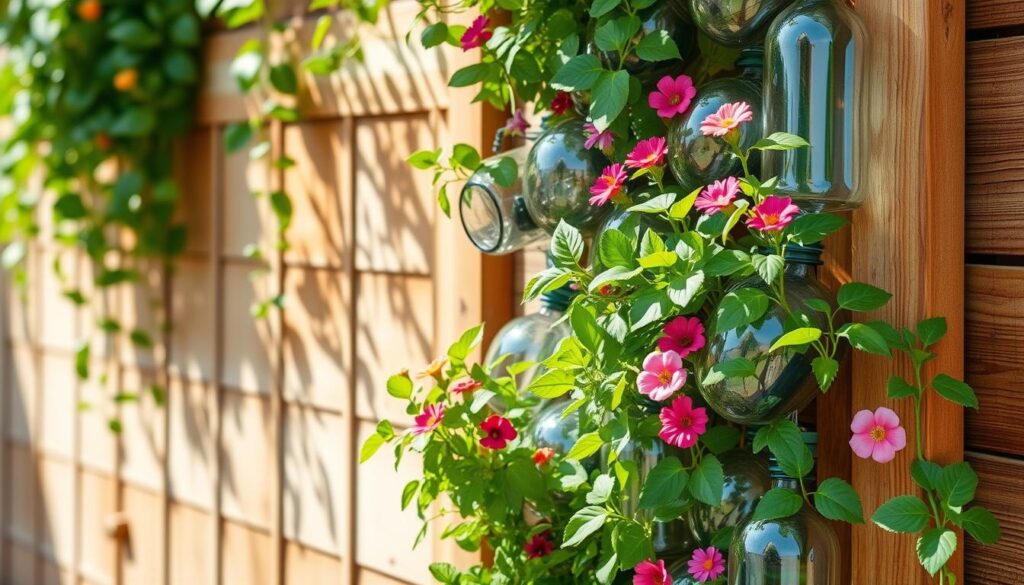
[[113, 68, 138, 92], [417, 357, 448, 381], [77, 0, 102, 22]]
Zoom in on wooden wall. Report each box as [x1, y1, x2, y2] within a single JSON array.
[[0, 2, 507, 584], [964, 1, 1024, 581]]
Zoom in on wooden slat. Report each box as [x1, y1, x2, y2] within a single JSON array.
[[967, 0, 1024, 30], [966, 37, 1024, 255], [965, 452, 1024, 584], [965, 265, 1024, 456], [851, 0, 966, 581]]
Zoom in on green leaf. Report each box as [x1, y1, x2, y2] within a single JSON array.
[[838, 323, 891, 356], [931, 374, 978, 409], [269, 191, 293, 230], [667, 271, 705, 308], [569, 304, 603, 353], [407, 148, 440, 169], [887, 376, 919, 399], [508, 458, 549, 502], [589, 265, 642, 292], [566, 432, 604, 461], [688, 454, 724, 506], [700, 426, 741, 456], [872, 495, 930, 533], [814, 478, 864, 524], [786, 213, 848, 245], [593, 17, 641, 54], [639, 456, 688, 509], [751, 254, 784, 285], [451, 144, 480, 170], [230, 50, 263, 91], [528, 369, 575, 399], [448, 62, 491, 87], [752, 488, 803, 522], [386, 373, 413, 399], [613, 521, 651, 570], [917, 317, 948, 346], [312, 14, 334, 49], [911, 460, 943, 491], [562, 506, 608, 547], [55, 194, 88, 219], [110, 109, 156, 137], [589, 0, 621, 17], [75, 341, 90, 380], [590, 70, 630, 131], [755, 419, 813, 479], [108, 19, 160, 48], [482, 156, 517, 188], [588, 474, 616, 505], [937, 462, 978, 508], [812, 356, 840, 392], [627, 193, 677, 214], [224, 122, 253, 153], [769, 327, 821, 353], [751, 132, 810, 151], [551, 54, 603, 91], [360, 433, 386, 463], [170, 14, 201, 46], [599, 229, 637, 269], [638, 251, 676, 269], [421, 22, 448, 48], [448, 323, 484, 364], [957, 506, 1001, 545], [635, 30, 681, 62], [628, 289, 670, 331], [917, 529, 957, 576], [130, 330, 153, 348], [837, 282, 892, 312], [551, 220, 585, 268], [429, 562, 460, 584], [523, 267, 573, 302], [715, 288, 770, 334], [269, 64, 299, 94], [701, 357, 756, 386], [164, 51, 197, 83]]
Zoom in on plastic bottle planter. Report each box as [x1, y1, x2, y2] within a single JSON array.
[[667, 50, 764, 192], [605, 433, 695, 558], [688, 0, 795, 47], [729, 433, 840, 584], [762, 0, 867, 211], [460, 146, 548, 255], [698, 244, 832, 425], [529, 398, 583, 459], [523, 118, 611, 235], [688, 445, 771, 545], [592, 3, 699, 82]]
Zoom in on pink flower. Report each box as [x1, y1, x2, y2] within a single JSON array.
[[480, 415, 517, 449], [659, 395, 708, 448], [504, 108, 529, 137], [695, 176, 741, 215], [700, 101, 754, 137], [450, 378, 482, 394], [460, 15, 492, 51], [648, 74, 697, 119], [637, 350, 687, 402], [411, 403, 444, 436], [584, 122, 614, 151], [550, 91, 572, 114], [625, 136, 668, 170], [532, 447, 555, 465], [849, 407, 907, 463], [746, 195, 800, 232], [657, 316, 706, 358], [524, 531, 555, 559], [688, 547, 725, 583], [589, 163, 628, 206], [633, 559, 671, 585]]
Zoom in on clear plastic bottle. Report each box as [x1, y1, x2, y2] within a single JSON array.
[[688, 0, 795, 47], [762, 0, 867, 210], [460, 146, 548, 255]]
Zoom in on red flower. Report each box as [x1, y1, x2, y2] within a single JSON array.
[[460, 15, 493, 51], [450, 378, 482, 394], [657, 316, 706, 358], [524, 531, 555, 559], [550, 91, 573, 114], [480, 415, 517, 449], [532, 447, 555, 465]]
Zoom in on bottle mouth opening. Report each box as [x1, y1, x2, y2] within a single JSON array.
[[460, 183, 504, 253]]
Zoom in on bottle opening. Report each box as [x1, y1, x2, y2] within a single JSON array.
[[460, 183, 503, 253]]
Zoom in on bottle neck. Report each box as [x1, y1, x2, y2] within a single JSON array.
[[785, 262, 814, 278]]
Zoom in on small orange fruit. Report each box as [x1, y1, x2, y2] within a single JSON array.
[[113, 68, 138, 92], [77, 0, 102, 22]]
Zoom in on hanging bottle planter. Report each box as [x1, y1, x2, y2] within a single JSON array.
[[698, 244, 833, 425], [687, 0, 795, 47], [667, 49, 764, 192], [460, 146, 548, 255], [687, 438, 771, 545], [762, 0, 868, 210]]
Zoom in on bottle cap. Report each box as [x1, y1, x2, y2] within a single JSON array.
[[737, 47, 765, 69], [757, 242, 824, 266]]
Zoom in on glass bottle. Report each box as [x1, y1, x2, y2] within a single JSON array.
[[667, 556, 704, 585], [762, 0, 867, 211], [698, 244, 832, 425], [593, 3, 699, 82], [688, 441, 771, 544], [460, 146, 547, 255], [688, 0, 795, 47], [523, 118, 611, 235], [729, 432, 839, 584], [667, 49, 764, 193]]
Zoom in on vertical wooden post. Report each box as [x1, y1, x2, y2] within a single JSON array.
[[850, 0, 965, 582]]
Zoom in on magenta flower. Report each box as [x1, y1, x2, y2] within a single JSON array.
[[657, 316, 706, 358], [688, 547, 725, 583], [633, 559, 671, 585], [504, 108, 529, 137], [695, 176, 741, 215], [625, 136, 668, 170], [700, 101, 754, 137], [637, 350, 687, 402], [480, 415, 517, 449], [747, 195, 800, 232], [589, 163, 628, 206], [460, 15, 492, 51], [649, 74, 697, 119], [849, 407, 907, 463], [584, 122, 614, 151], [411, 403, 444, 436], [524, 531, 555, 559], [659, 395, 708, 448], [450, 378, 482, 394], [550, 91, 572, 114]]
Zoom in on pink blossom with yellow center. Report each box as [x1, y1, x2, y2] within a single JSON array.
[[625, 136, 668, 170], [648, 74, 697, 119], [633, 559, 672, 585], [657, 316, 706, 358], [700, 101, 754, 137], [688, 546, 725, 582], [747, 195, 800, 232], [411, 403, 444, 436], [637, 350, 687, 401], [849, 407, 907, 463], [659, 395, 708, 448], [695, 176, 741, 215], [589, 163, 628, 206]]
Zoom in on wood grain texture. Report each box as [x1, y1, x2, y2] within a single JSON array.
[[965, 265, 1024, 456], [965, 452, 1024, 584], [967, 0, 1024, 30], [851, 0, 966, 581], [966, 37, 1024, 255]]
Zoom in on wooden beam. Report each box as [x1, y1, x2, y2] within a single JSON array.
[[966, 0, 1024, 30], [850, 0, 966, 582]]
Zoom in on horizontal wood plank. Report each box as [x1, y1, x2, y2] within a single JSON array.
[[966, 452, 1024, 584], [967, 0, 1024, 30], [965, 265, 1024, 456], [966, 37, 1024, 255]]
